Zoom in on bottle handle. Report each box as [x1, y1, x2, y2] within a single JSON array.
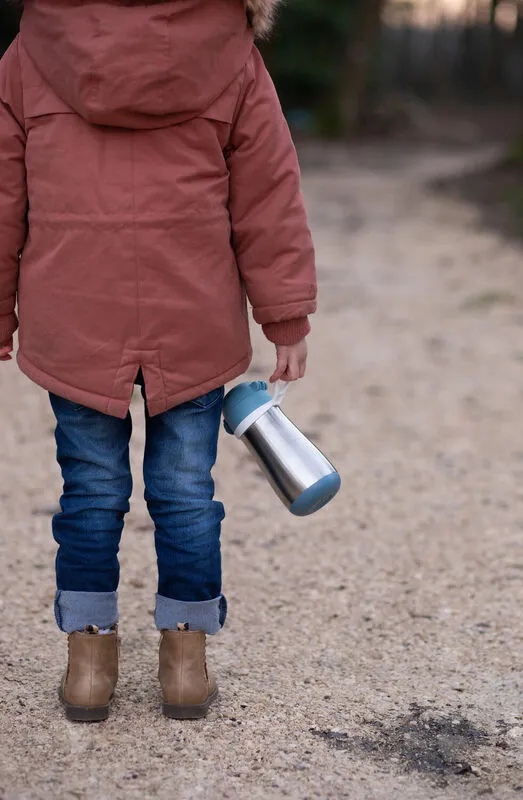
[[271, 380, 289, 407]]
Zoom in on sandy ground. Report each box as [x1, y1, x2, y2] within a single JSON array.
[[0, 144, 522, 800]]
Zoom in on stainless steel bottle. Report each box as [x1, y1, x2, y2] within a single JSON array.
[[223, 381, 341, 516]]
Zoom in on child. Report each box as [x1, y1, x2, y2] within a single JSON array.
[[0, 0, 316, 721]]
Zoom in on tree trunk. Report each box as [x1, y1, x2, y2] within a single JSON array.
[[340, 0, 386, 136], [488, 0, 504, 93]]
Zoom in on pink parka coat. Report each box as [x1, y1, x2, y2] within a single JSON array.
[[0, 0, 316, 417]]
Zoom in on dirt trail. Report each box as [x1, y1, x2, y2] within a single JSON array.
[[0, 144, 522, 800]]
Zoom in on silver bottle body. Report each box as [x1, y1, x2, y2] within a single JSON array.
[[241, 406, 337, 509]]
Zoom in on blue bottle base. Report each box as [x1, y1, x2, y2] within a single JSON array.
[[289, 472, 341, 517]]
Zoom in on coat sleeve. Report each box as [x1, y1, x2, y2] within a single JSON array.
[[0, 40, 27, 361], [227, 48, 317, 346]]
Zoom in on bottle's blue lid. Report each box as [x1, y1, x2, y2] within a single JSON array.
[[223, 381, 272, 435], [290, 472, 342, 516]]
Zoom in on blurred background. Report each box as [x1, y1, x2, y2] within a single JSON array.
[[1, 0, 522, 221], [265, 0, 523, 137]]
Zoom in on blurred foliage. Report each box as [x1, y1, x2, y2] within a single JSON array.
[[261, 0, 388, 136], [261, 0, 358, 135]]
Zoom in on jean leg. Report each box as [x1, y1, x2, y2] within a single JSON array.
[[50, 394, 133, 632], [143, 388, 226, 634]]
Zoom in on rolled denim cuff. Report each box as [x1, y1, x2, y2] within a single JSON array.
[[54, 590, 119, 633], [155, 594, 227, 635]]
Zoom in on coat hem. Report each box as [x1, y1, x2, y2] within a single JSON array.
[[146, 352, 252, 416], [17, 349, 253, 419], [17, 351, 131, 418]]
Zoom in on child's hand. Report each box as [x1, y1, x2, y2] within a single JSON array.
[[270, 339, 308, 383], [0, 346, 12, 362]]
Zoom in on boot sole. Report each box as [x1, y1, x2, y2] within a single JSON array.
[[59, 687, 111, 722], [162, 688, 219, 720]]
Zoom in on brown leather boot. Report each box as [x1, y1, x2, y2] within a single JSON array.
[[59, 625, 119, 722], [159, 625, 218, 719]]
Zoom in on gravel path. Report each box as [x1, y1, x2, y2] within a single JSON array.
[[0, 144, 522, 800]]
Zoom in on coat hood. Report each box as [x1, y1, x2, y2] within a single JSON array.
[[19, 0, 282, 129]]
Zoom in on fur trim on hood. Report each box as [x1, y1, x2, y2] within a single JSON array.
[[244, 0, 282, 38], [12, 1, 281, 39]]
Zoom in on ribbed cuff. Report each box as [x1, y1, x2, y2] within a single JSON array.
[[155, 594, 227, 635], [262, 317, 311, 345], [54, 590, 119, 633]]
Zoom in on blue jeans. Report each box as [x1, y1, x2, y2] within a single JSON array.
[[50, 387, 227, 635]]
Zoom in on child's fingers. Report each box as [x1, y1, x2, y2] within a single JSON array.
[[285, 352, 301, 382], [270, 351, 288, 383], [271, 342, 307, 383], [298, 349, 308, 379]]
